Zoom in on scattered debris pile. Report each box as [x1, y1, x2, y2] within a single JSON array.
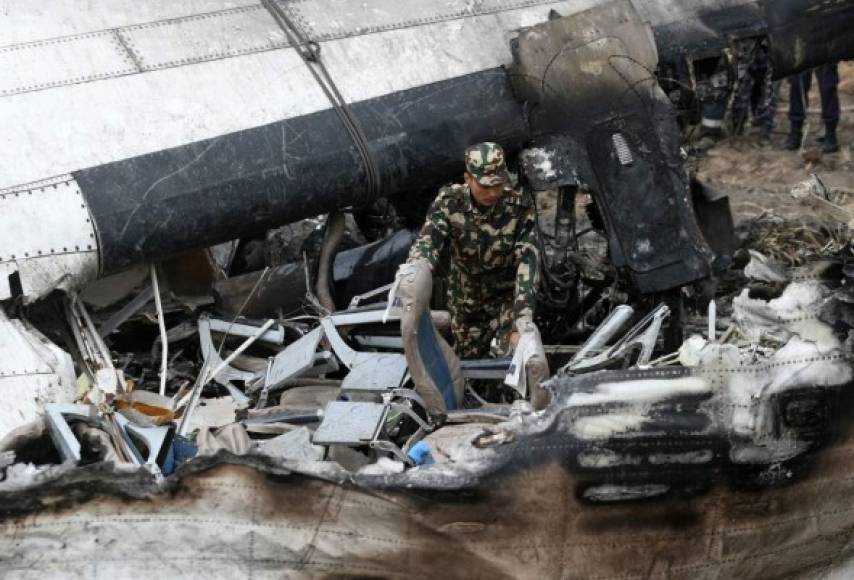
[[0, 208, 850, 501]]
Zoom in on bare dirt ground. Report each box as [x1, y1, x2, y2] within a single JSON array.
[[693, 61, 854, 232]]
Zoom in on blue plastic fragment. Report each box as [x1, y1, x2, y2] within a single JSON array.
[[407, 440, 435, 466], [161, 434, 198, 475]]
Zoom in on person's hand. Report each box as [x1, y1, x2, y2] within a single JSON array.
[[509, 331, 520, 351]]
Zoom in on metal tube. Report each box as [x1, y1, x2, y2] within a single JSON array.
[[150, 264, 169, 397], [571, 305, 634, 364]]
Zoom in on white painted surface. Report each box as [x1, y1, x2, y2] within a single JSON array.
[[0, 31, 135, 97], [0, 0, 575, 188], [0, 253, 99, 304], [0, 1, 259, 45], [291, 0, 586, 40], [118, 6, 289, 71], [572, 413, 650, 439], [0, 178, 99, 301], [0, 309, 77, 440], [567, 376, 710, 406], [577, 449, 642, 467], [0, 49, 322, 187]]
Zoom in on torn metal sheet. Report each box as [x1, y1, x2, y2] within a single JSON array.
[[510, 1, 725, 291], [0, 177, 99, 303], [0, 309, 77, 440], [263, 327, 323, 391]]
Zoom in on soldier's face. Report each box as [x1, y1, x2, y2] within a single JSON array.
[[464, 173, 504, 207]]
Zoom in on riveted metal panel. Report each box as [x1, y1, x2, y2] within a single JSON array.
[[119, 5, 290, 72], [0, 0, 585, 100], [0, 0, 259, 46], [0, 177, 99, 301], [0, 173, 73, 196], [0, 31, 137, 97]]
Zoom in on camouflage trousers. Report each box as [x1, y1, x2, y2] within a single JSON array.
[[449, 298, 515, 360]]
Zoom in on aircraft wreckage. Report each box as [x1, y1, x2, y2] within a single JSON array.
[[0, 0, 852, 577]]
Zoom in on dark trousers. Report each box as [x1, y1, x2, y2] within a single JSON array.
[[788, 63, 840, 127]]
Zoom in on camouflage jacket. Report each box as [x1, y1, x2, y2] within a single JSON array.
[[408, 183, 540, 322]]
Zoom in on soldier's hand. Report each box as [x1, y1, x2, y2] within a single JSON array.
[[509, 331, 520, 351]]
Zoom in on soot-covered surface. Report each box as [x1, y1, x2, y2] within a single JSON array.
[[1, 382, 854, 579]]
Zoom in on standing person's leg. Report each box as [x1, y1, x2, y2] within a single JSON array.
[[450, 312, 494, 360], [816, 62, 840, 153], [749, 67, 764, 119], [756, 59, 782, 146], [757, 79, 781, 145], [785, 70, 811, 150], [730, 58, 754, 135], [451, 306, 504, 402]]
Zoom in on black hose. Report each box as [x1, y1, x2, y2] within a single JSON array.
[[316, 211, 346, 312]]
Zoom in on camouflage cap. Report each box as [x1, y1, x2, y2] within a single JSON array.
[[465, 142, 509, 186]]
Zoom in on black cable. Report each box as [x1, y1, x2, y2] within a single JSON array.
[[260, 0, 381, 202], [530, 190, 576, 308]]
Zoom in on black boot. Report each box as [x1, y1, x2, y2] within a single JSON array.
[[821, 123, 839, 153], [783, 123, 803, 150]]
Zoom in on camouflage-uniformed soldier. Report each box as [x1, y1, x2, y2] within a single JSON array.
[[730, 38, 780, 145], [408, 142, 540, 359]]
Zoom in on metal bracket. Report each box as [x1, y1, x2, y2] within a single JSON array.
[[44, 403, 100, 463], [369, 439, 412, 465], [568, 304, 670, 372], [348, 283, 393, 309], [198, 314, 260, 397], [112, 413, 172, 467], [609, 304, 671, 366]]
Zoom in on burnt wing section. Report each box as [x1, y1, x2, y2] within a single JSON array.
[[73, 70, 529, 273]]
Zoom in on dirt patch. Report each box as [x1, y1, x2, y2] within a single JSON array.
[[693, 61, 854, 227]]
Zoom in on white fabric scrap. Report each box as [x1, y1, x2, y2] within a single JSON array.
[[504, 319, 544, 398]]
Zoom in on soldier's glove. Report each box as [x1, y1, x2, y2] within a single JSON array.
[[504, 317, 545, 399]]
